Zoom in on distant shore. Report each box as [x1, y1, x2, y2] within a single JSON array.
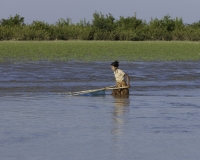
[[0, 41, 200, 62]]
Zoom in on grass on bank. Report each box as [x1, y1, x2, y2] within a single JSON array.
[[0, 41, 200, 62]]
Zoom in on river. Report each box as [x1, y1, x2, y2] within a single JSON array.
[[0, 61, 200, 160]]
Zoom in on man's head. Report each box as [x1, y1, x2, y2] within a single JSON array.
[[111, 61, 119, 71]]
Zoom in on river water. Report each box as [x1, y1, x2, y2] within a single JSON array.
[[0, 61, 200, 160]]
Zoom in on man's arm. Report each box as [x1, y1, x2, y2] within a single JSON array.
[[124, 73, 131, 88]]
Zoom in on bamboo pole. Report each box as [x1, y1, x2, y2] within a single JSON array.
[[63, 85, 129, 95]]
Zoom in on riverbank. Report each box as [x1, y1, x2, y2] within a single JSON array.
[[0, 41, 200, 62]]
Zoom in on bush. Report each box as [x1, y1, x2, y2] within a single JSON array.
[[0, 12, 200, 41]]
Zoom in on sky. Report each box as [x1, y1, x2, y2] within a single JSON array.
[[1, 0, 200, 24]]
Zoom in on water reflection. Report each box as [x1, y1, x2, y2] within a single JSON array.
[[111, 95, 130, 137]]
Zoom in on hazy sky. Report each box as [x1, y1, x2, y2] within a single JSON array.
[[1, 0, 200, 24]]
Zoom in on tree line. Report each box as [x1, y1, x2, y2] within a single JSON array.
[[0, 12, 200, 41]]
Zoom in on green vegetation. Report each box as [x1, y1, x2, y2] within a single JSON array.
[[0, 41, 200, 62], [0, 13, 200, 41]]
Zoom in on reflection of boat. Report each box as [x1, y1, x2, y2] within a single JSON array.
[[64, 86, 129, 96]]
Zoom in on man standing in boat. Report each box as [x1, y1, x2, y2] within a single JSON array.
[[111, 61, 130, 95]]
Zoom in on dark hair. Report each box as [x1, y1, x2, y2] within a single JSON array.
[[111, 61, 119, 67]]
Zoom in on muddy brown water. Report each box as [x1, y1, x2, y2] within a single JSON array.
[[0, 61, 200, 160]]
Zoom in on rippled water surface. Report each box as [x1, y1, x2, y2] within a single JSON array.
[[0, 62, 200, 160]]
